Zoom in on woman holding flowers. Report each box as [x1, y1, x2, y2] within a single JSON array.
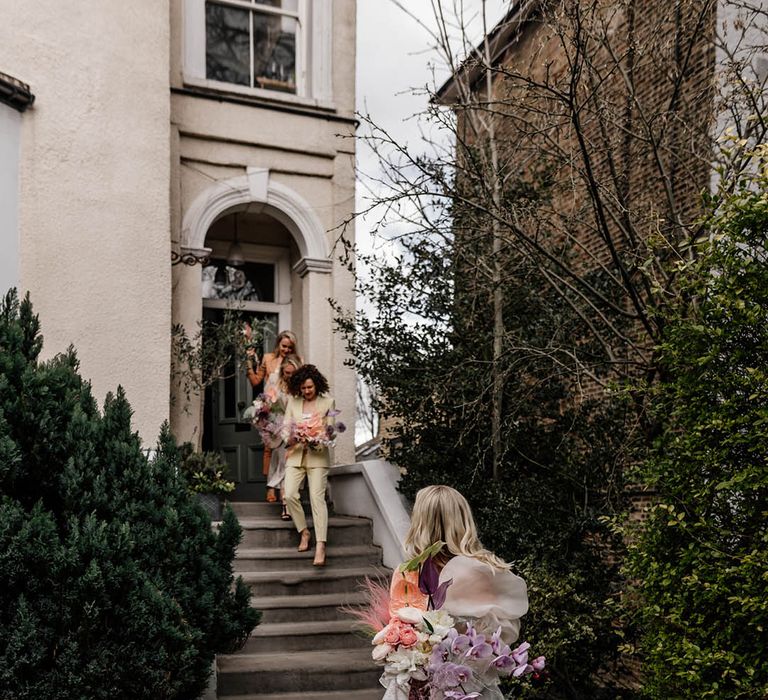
[[245, 328, 301, 503], [262, 354, 303, 520], [374, 485, 535, 700], [282, 364, 340, 567]]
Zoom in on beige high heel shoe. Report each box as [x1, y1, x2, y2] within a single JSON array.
[[313, 541, 326, 567]]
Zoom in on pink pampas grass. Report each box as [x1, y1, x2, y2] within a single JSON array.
[[344, 576, 392, 636]]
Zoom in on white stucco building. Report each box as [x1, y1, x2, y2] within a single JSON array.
[[0, 0, 357, 498]]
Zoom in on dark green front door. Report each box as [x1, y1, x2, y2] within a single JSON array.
[[202, 309, 278, 501]]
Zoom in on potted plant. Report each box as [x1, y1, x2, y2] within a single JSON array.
[[178, 442, 235, 520]]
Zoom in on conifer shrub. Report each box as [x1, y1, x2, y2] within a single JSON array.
[[0, 291, 259, 699]]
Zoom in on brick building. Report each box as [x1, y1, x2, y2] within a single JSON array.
[[430, 7, 768, 610]]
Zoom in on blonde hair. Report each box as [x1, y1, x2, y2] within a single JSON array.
[[405, 485, 510, 571], [279, 354, 303, 390], [272, 330, 300, 357]]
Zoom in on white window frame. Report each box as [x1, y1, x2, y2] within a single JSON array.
[[183, 0, 333, 107]]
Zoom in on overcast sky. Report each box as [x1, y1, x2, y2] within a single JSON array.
[[354, 1, 510, 253], [352, 2, 510, 442]]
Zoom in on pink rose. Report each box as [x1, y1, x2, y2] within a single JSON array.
[[383, 623, 401, 646], [399, 626, 419, 647]]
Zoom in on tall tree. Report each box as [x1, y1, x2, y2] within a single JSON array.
[[626, 145, 768, 699], [339, 1, 767, 696]]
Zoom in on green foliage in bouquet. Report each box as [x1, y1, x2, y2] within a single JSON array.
[[0, 291, 259, 700], [178, 442, 235, 495], [626, 147, 768, 699]]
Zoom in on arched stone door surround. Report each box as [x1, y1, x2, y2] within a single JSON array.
[[181, 166, 332, 275], [178, 168, 335, 498]]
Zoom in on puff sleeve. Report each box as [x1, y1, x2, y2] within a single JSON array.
[[440, 555, 528, 645]]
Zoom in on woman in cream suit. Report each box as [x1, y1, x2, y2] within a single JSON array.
[[283, 364, 335, 567]]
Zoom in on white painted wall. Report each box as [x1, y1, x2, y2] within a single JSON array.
[[0, 103, 20, 294], [329, 460, 411, 569], [0, 1, 172, 444]]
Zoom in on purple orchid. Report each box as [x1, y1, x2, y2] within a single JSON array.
[[428, 642, 449, 671], [464, 621, 480, 644], [489, 626, 504, 654], [444, 692, 481, 700], [418, 555, 453, 610], [513, 663, 534, 678], [465, 637, 494, 660], [492, 653, 516, 673], [511, 641, 531, 666], [449, 632, 471, 655], [431, 662, 473, 689], [532, 656, 546, 672]]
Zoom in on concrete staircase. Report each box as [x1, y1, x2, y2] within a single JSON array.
[[217, 501, 385, 700]]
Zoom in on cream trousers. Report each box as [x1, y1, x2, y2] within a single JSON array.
[[283, 464, 328, 542]]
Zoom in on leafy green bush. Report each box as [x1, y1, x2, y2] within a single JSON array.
[[178, 443, 235, 495], [627, 146, 768, 698], [0, 291, 259, 699]]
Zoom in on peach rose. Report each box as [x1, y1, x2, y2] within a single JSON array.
[[383, 623, 401, 646], [399, 625, 419, 647]]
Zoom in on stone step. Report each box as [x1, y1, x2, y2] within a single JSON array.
[[241, 619, 370, 653], [239, 566, 380, 597], [217, 648, 380, 696], [234, 544, 383, 572], [227, 501, 310, 518], [253, 591, 369, 624], [218, 689, 383, 700], [234, 517, 373, 549]]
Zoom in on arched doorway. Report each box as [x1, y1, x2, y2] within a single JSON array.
[[202, 209, 296, 501]]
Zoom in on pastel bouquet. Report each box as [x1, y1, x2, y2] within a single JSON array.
[[288, 408, 346, 450], [350, 544, 544, 700], [243, 390, 285, 448]]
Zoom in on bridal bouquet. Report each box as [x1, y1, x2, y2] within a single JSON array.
[[352, 545, 544, 700], [375, 609, 542, 700], [288, 408, 346, 450]]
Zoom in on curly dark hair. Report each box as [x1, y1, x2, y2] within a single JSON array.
[[288, 363, 330, 397]]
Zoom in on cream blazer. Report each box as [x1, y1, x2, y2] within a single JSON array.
[[284, 395, 335, 469]]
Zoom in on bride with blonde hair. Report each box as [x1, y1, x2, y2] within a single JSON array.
[[401, 485, 528, 645], [370, 485, 530, 700]]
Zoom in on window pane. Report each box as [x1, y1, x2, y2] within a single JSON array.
[[254, 0, 299, 11], [202, 261, 276, 302], [206, 3, 250, 86], [253, 13, 296, 93]]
